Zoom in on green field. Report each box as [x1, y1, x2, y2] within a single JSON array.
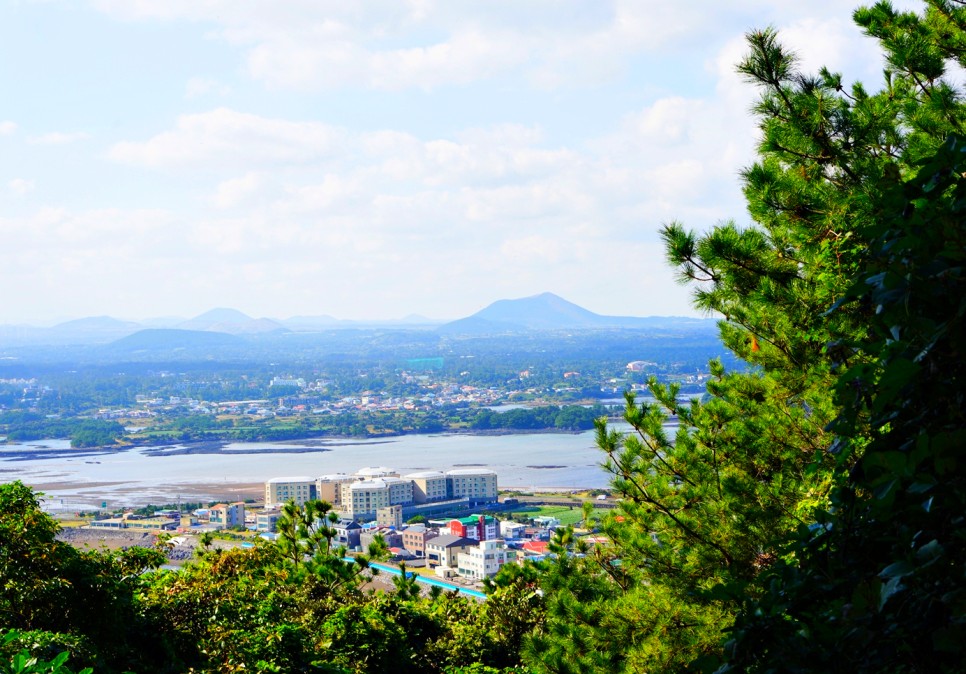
[[509, 504, 607, 527]]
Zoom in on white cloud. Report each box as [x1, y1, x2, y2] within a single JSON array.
[[185, 76, 232, 99], [90, 0, 915, 93], [212, 172, 264, 209], [27, 131, 91, 145], [1, 1, 911, 321], [108, 108, 344, 168], [7, 179, 34, 196], [0, 121, 16, 136], [88, 1, 766, 91]]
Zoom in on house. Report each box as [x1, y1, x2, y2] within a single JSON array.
[[445, 514, 499, 541], [333, 519, 363, 549], [457, 539, 516, 580], [401, 524, 438, 557], [532, 516, 560, 529], [209, 502, 245, 529], [360, 527, 402, 551], [255, 508, 281, 533], [376, 504, 403, 528], [522, 540, 550, 555], [498, 521, 526, 540], [425, 534, 476, 570]]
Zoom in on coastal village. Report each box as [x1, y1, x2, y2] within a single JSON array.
[[65, 466, 606, 593]]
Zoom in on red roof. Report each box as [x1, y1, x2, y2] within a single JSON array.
[[523, 540, 550, 554]]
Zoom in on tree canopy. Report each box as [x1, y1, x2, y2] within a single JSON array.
[[525, 2, 966, 672]]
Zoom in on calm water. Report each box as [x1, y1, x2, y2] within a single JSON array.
[[0, 428, 642, 507]]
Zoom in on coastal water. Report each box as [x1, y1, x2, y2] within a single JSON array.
[[0, 424, 667, 508]]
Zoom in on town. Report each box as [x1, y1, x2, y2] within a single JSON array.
[[71, 465, 607, 591]]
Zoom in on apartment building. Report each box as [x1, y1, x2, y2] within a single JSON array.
[[404, 470, 449, 503], [265, 476, 317, 506], [446, 469, 499, 503], [316, 473, 353, 506], [340, 477, 414, 519]]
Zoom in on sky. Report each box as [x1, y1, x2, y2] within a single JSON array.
[[0, 0, 922, 324]]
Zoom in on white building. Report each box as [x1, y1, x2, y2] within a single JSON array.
[[265, 476, 317, 506], [404, 470, 448, 503], [340, 476, 414, 519], [457, 539, 516, 580], [316, 473, 353, 506], [446, 468, 499, 503]]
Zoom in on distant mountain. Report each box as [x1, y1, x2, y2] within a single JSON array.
[[107, 329, 242, 353], [50, 316, 141, 332], [0, 315, 145, 345], [440, 292, 714, 334], [177, 308, 287, 335], [177, 308, 251, 330]]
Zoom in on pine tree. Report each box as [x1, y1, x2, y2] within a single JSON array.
[[525, 2, 965, 672]]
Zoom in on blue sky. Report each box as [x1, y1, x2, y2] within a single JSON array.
[[0, 1, 918, 323]]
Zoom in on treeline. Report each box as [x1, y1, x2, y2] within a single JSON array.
[[135, 404, 609, 444], [0, 412, 124, 448], [0, 483, 537, 673], [464, 405, 607, 431]]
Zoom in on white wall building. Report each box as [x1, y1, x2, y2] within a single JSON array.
[[404, 470, 448, 503], [265, 476, 317, 506], [316, 473, 353, 506], [341, 476, 414, 519], [446, 468, 499, 502], [457, 539, 515, 580]]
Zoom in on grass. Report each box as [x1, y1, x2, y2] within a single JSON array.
[[504, 504, 608, 527]]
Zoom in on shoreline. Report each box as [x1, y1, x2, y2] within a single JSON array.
[[26, 478, 602, 510], [0, 426, 591, 462]]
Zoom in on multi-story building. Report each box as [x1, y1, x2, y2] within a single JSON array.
[[316, 473, 353, 506], [457, 539, 516, 580], [426, 534, 476, 570], [255, 508, 281, 533], [401, 524, 438, 557], [446, 469, 499, 504], [266, 466, 499, 521], [445, 514, 499, 541], [209, 502, 246, 529], [265, 476, 317, 506], [404, 470, 449, 503], [377, 505, 403, 528], [340, 477, 414, 520]]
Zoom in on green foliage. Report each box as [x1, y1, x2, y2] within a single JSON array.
[[0, 482, 169, 673], [112, 497, 530, 672], [1, 632, 91, 674], [527, 2, 966, 672], [0, 418, 124, 448]]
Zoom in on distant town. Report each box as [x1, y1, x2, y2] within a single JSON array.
[[63, 464, 612, 590]]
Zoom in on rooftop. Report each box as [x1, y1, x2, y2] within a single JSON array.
[[404, 470, 446, 479], [446, 468, 497, 476]]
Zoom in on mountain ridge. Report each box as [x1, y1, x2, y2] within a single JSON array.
[[439, 292, 712, 334]]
